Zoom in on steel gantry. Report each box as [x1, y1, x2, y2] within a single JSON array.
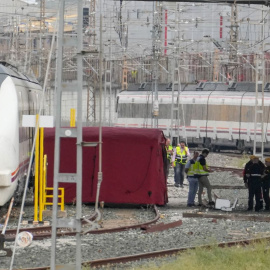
[[151, 1, 162, 128], [128, 0, 270, 4], [50, 0, 84, 269]]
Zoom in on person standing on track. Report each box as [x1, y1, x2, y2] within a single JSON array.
[[185, 151, 199, 207], [244, 155, 265, 210], [171, 141, 190, 188], [195, 148, 215, 207], [245, 156, 265, 212]]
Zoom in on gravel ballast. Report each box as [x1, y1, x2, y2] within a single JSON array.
[[1, 153, 269, 269]]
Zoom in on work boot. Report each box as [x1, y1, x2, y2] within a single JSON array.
[[208, 201, 215, 206]]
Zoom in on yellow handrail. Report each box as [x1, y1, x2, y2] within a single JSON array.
[[39, 127, 44, 221], [43, 188, 64, 211], [34, 115, 39, 222]]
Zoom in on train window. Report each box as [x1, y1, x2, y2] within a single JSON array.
[[265, 83, 270, 92], [139, 83, 146, 89], [196, 82, 204, 90], [172, 137, 178, 147], [198, 82, 204, 88], [18, 92, 22, 121], [228, 82, 237, 90], [0, 74, 6, 85]]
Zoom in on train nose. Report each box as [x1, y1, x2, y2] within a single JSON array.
[[0, 136, 18, 180]]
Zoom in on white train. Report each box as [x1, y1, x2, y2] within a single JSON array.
[[115, 82, 270, 152], [0, 62, 42, 206]]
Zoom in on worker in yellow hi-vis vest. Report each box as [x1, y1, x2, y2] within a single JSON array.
[[171, 141, 190, 188], [194, 148, 215, 207]]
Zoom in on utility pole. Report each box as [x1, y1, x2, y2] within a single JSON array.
[[90, 0, 96, 46], [11, 0, 18, 65], [39, 0, 46, 84], [122, 56, 128, 90], [253, 6, 266, 158], [152, 1, 162, 128], [86, 0, 97, 124], [51, 0, 84, 268], [170, 3, 186, 145], [226, 3, 239, 81]]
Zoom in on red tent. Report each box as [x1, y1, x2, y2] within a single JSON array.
[[44, 127, 168, 205]]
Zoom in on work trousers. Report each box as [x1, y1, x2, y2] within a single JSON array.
[[262, 180, 270, 210], [187, 177, 199, 205], [248, 177, 262, 211], [198, 175, 212, 204], [166, 159, 170, 180], [174, 163, 185, 185]]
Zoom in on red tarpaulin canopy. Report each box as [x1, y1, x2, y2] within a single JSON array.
[[44, 127, 168, 205]]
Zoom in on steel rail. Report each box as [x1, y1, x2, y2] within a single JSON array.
[[4, 212, 98, 242], [5, 206, 160, 241], [210, 166, 243, 177], [13, 236, 270, 270]]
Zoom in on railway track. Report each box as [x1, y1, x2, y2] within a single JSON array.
[[6, 203, 270, 269], [167, 166, 243, 187], [210, 165, 243, 177], [13, 235, 270, 270], [4, 206, 160, 241]]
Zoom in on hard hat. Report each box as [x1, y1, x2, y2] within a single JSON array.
[[265, 157, 270, 162], [249, 155, 256, 160]]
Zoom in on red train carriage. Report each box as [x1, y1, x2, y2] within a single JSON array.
[[44, 127, 168, 205]]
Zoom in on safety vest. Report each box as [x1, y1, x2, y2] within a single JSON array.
[[194, 156, 209, 176], [166, 145, 173, 162], [175, 146, 188, 164], [187, 160, 196, 177]]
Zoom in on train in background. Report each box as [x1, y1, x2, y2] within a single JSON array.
[[115, 82, 270, 152], [0, 62, 42, 206]]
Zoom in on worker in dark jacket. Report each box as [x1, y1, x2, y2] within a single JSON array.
[[245, 156, 265, 212], [261, 157, 270, 211], [243, 155, 265, 186], [244, 155, 265, 209]]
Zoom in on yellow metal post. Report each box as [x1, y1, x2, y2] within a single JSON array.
[[70, 108, 76, 127], [34, 115, 39, 222], [43, 155, 47, 211], [39, 128, 44, 221], [59, 188, 65, 211]]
